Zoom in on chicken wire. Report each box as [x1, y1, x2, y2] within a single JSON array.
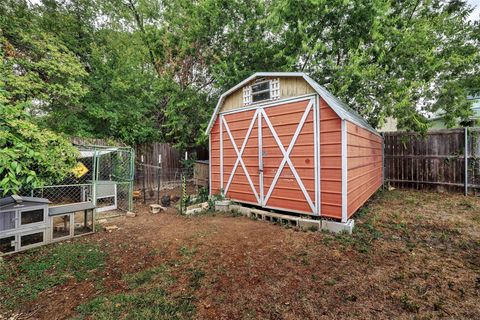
[[135, 164, 199, 204]]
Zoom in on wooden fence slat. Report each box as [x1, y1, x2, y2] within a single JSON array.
[[384, 128, 479, 193]]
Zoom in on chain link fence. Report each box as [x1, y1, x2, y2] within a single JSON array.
[[23, 145, 135, 215], [133, 161, 210, 214]]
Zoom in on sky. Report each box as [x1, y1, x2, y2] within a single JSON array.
[[27, 0, 480, 19], [468, 0, 480, 20]]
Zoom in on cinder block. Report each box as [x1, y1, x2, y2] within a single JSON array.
[[187, 202, 209, 211], [215, 200, 231, 212], [185, 207, 204, 215], [229, 204, 252, 217], [321, 219, 355, 234], [298, 219, 321, 231]]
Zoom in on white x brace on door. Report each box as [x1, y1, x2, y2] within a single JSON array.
[[219, 96, 318, 214], [221, 109, 260, 204], [260, 99, 316, 212]]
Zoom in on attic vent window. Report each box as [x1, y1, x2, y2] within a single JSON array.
[[243, 78, 280, 105]]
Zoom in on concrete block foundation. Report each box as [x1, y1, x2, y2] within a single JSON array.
[[222, 203, 354, 234]]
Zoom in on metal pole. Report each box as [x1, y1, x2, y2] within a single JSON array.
[[382, 132, 385, 190], [92, 148, 97, 207], [141, 155, 146, 204], [157, 154, 162, 204], [157, 166, 161, 204], [180, 171, 184, 215], [465, 127, 468, 196], [128, 148, 135, 212]]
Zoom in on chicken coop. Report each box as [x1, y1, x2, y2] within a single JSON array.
[[0, 144, 134, 255], [0, 196, 95, 254], [206, 72, 383, 222]]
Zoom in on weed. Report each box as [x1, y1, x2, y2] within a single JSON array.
[[94, 223, 104, 233], [294, 251, 310, 265], [178, 246, 196, 257], [224, 209, 243, 218], [345, 294, 357, 302], [123, 265, 176, 289], [458, 199, 474, 210], [188, 268, 205, 290], [400, 293, 420, 313]]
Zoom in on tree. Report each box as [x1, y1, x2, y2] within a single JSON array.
[[270, 0, 480, 132], [0, 1, 81, 194], [0, 104, 78, 195], [2, 0, 479, 152]]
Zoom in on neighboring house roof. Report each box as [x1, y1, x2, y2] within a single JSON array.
[[205, 72, 379, 136], [0, 195, 51, 207]]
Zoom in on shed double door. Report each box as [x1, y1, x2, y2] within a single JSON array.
[[219, 97, 318, 214]]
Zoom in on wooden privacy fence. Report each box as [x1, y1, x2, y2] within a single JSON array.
[[135, 143, 183, 191], [384, 128, 480, 194]]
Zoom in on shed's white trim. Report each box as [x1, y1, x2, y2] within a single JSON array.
[[206, 72, 379, 137], [341, 120, 348, 222]]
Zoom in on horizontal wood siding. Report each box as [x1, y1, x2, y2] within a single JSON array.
[[210, 120, 221, 195], [319, 98, 342, 219], [346, 122, 383, 217]]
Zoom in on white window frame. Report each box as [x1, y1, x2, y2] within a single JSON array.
[[243, 78, 280, 105]]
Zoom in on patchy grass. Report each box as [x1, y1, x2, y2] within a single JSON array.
[[123, 264, 176, 290], [0, 242, 105, 310], [76, 245, 202, 319], [75, 288, 196, 320]]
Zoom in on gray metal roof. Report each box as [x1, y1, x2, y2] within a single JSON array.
[[0, 195, 51, 208], [206, 72, 379, 136]]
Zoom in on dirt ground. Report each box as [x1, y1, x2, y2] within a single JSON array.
[[1, 189, 480, 319]]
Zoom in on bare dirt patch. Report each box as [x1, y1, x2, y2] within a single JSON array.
[[1, 190, 479, 319]]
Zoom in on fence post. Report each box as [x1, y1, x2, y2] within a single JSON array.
[[140, 155, 146, 204], [156, 166, 161, 204], [382, 132, 385, 190], [465, 127, 468, 196], [92, 148, 97, 207], [128, 148, 135, 212]]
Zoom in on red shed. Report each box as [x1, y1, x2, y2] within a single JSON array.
[[206, 72, 383, 222]]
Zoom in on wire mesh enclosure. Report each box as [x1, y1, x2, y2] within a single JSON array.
[[28, 145, 135, 213]]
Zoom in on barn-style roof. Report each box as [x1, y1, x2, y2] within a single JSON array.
[[206, 72, 379, 136]]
